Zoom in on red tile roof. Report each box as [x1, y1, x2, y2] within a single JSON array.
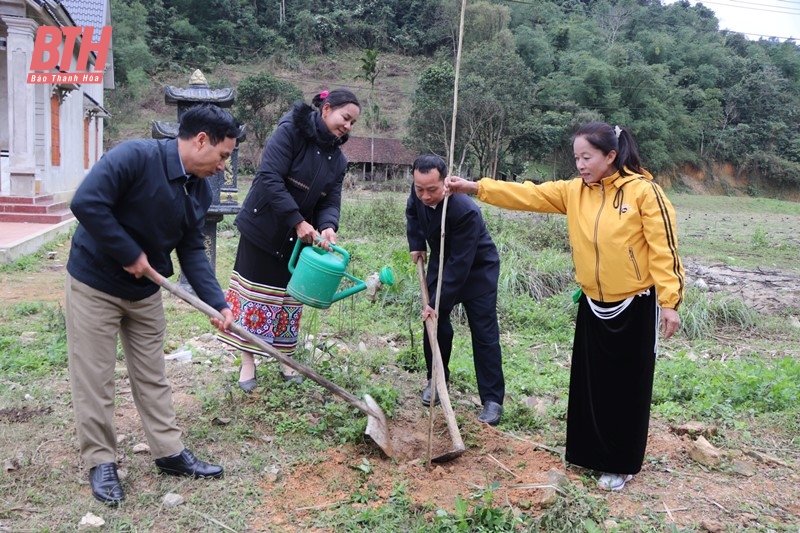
[[342, 137, 416, 165]]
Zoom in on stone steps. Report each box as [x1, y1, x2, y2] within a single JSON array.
[[0, 195, 75, 224]]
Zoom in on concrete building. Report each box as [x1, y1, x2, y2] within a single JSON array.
[[0, 0, 113, 224]]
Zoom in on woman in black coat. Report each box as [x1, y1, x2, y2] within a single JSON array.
[[219, 89, 361, 390]]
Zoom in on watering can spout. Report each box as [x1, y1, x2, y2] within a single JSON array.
[[287, 241, 394, 309], [366, 266, 396, 302]]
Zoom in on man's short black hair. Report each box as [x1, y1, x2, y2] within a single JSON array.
[[178, 104, 239, 145], [412, 153, 447, 181]]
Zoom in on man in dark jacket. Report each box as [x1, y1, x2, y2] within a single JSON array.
[[66, 104, 237, 505], [406, 154, 505, 425]]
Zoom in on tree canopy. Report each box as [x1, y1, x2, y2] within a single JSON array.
[[111, 0, 800, 185]]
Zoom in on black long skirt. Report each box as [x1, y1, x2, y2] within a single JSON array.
[[565, 288, 659, 475]]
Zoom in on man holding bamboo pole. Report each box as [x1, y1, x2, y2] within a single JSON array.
[[406, 153, 505, 426]]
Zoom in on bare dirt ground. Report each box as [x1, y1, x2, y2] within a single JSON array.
[[250, 419, 799, 532], [683, 259, 800, 315], [1, 249, 799, 531]]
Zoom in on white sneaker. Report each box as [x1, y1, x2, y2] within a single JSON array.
[[598, 473, 633, 491]]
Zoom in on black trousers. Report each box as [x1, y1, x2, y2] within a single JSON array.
[[423, 289, 505, 405]]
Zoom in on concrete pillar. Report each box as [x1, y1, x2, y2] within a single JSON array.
[[2, 16, 38, 196]]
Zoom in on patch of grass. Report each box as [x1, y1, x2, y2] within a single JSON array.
[[484, 209, 571, 253], [434, 481, 533, 531], [499, 290, 576, 337], [162, 298, 222, 351], [0, 301, 67, 377], [750, 225, 770, 249], [496, 245, 574, 301], [530, 483, 611, 532], [0, 238, 70, 272], [312, 481, 431, 531], [679, 287, 758, 340], [340, 191, 407, 240], [0, 252, 39, 272], [498, 401, 547, 433], [396, 346, 426, 373], [673, 193, 800, 270], [653, 353, 800, 421]]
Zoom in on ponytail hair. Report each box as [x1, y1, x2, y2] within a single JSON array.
[[311, 88, 361, 112], [573, 122, 643, 176]]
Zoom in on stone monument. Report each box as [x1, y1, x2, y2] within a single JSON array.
[[151, 70, 245, 282]]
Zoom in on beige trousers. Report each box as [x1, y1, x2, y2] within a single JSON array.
[[66, 274, 184, 469]]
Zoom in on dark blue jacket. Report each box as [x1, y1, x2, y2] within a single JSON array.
[[235, 102, 349, 260], [406, 187, 500, 312], [67, 138, 228, 310]]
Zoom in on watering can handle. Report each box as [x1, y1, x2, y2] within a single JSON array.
[[287, 239, 350, 274], [329, 243, 350, 262]]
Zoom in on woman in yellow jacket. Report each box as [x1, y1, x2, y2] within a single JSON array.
[[446, 122, 684, 491]]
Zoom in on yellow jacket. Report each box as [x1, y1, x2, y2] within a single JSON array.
[[478, 170, 685, 310]]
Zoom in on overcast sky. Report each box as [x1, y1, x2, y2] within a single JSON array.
[[673, 0, 800, 41]]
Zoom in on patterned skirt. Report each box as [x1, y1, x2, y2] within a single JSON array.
[[217, 237, 303, 356]]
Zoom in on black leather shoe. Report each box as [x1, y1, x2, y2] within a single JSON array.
[[421, 379, 449, 407], [155, 448, 224, 479], [478, 401, 504, 426], [89, 462, 124, 505]]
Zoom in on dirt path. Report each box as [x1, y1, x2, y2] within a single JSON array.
[[0, 266, 66, 304]]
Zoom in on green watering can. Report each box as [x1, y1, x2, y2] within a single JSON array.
[[287, 240, 394, 309]]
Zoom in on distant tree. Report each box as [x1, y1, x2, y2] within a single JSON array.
[[461, 35, 535, 177], [110, 0, 157, 84], [407, 62, 456, 160], [768, 41, 800, 93], [355, 49, 383, 178], [514, 25, 557, 78], [511, 109, 576, 179], [592, 0, 639, 46], [234, 73, 303, 159], [462, 1, 511, 49], [391, 0, 450, 54], [409, 35, 536, 178]]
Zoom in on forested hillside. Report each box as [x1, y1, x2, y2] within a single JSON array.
[[109, 0, 800, 190]]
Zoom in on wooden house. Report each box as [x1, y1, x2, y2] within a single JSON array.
[[341, 136, 416, 182]]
